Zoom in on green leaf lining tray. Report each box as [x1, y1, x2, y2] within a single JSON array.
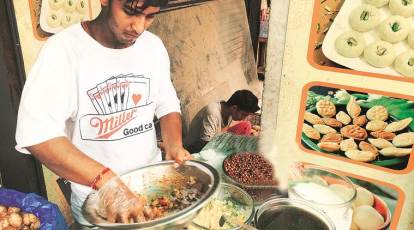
[[302, 94, 413, 168]]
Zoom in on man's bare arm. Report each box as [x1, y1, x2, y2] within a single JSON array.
[[27, 136, 115, 189], [159, 112, 191, 163]]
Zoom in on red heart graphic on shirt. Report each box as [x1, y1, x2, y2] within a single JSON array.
[[132, 94, 141, 105]]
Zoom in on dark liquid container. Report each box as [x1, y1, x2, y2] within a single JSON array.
[[257, 206, 330, 230]]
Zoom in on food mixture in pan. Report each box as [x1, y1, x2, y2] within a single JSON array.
[[141, 176, 203, 221]]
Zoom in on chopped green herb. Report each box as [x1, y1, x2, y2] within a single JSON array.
[[317, 23, 321, 33]]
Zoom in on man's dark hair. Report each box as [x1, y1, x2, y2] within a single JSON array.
[[125, 0, 169, 9], [226, 90, 260, 113]]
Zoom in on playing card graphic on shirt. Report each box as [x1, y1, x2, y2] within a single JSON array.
[[114, 76, 125, 111], [125, 76, 150, 109], [81, 74, 153, 141], [106, 77, 119, 112], [97, 81, 113, 114], [87, 88, 104, 114]]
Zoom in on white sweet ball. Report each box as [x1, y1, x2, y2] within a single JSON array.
[[378, 15, 410, 43], [349, 4, 381, 32], [364, 41, 396, 68], [394, 50, 414, 77], [335, 31, 366, 58]]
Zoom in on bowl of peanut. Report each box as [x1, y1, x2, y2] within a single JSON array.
[[222, 152, 280, 205]]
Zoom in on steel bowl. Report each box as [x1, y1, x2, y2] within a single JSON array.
[[82, 160, 220, 229], [254, 198, 336, 230]]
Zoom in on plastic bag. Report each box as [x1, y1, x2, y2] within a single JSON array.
[[0, 188, 68, 229]]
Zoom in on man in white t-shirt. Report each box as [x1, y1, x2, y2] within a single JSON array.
[[185, 90, 260, 152], [15, 0, 190, 225]]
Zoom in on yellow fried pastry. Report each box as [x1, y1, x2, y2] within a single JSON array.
[[313, 124, 337, 135], [384, 117, 412, 132], [316, 100, 336, 118], [353, 115, 367, 126], [359, 141, 378, 154], [341, 125, 368, 140], [392, 132, 414, 147], [370, 131, 395, 140], [366, 106, 388, 121], [345, 150, 377, 162], [322, 117, 343, 128], [304, 111, 324, 125], [321, 133, 343, 143], [318, 142, 340, 152], [336, 111, 351, 125], [366, 120, 387, 132], [368, 138, 393, 149], [380, 147, 412, 157], [346, 96, 361, 118], [303, 123, 321, 140], [340, 138, 358, 152]]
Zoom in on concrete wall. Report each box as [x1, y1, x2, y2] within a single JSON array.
[[150, 0, 262, 137]]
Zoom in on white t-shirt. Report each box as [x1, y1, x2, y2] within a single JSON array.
[[15, 24, 181, 224], [185, 102, 232, 152], [200, 102, 228, 142]]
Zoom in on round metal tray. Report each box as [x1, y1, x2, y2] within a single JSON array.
[[82, 160, 220, 229]]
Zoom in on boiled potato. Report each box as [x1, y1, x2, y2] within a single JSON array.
[[352, 187, 374, 208], [353, 205, 384, 230]]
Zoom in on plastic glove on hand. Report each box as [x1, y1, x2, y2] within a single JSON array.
[[82, 177, 147, 224]]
